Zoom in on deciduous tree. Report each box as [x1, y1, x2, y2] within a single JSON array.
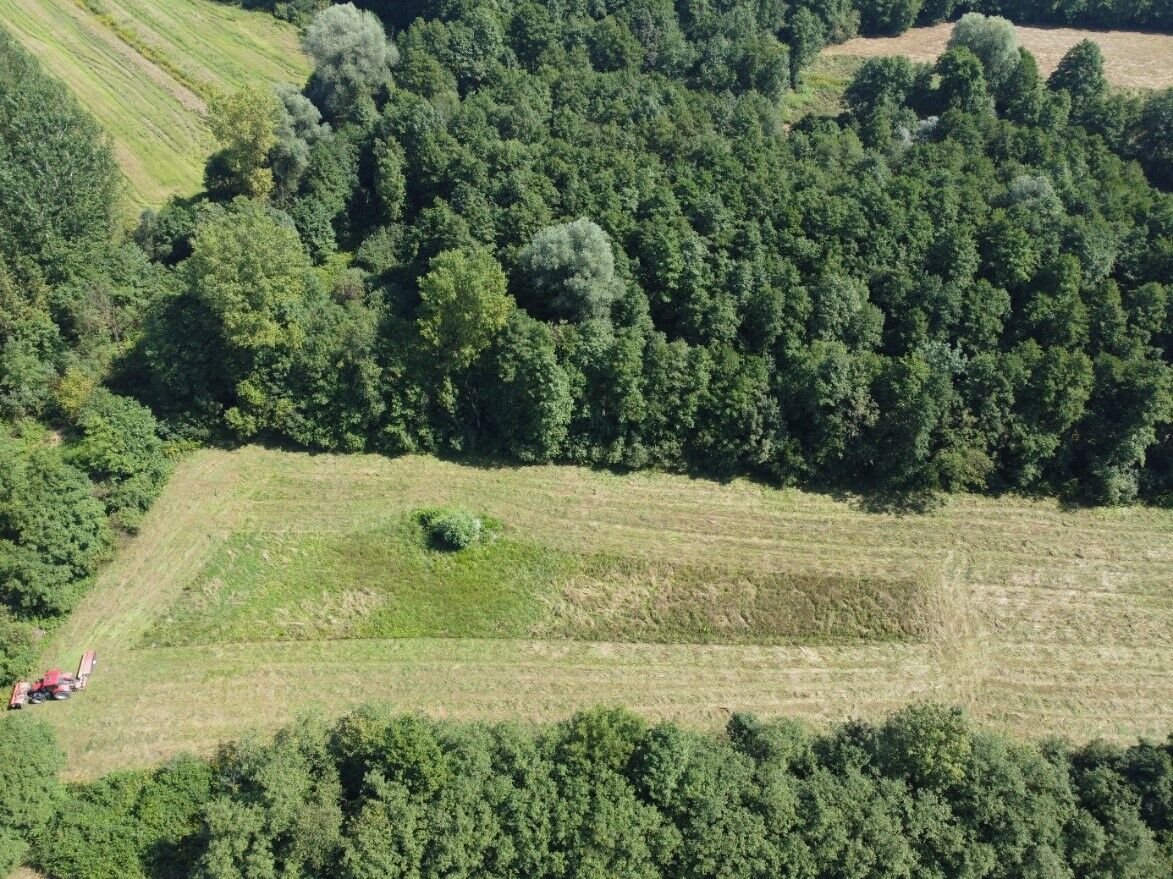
[[304, 2, 398, 123], [417, 248, 511, 371]]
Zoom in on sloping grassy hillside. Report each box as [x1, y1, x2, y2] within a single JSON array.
[[14, 447, 1171, 780], [0, 0, 309, 208]]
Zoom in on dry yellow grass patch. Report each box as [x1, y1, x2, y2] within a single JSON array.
[[11, 447, 1171, 780], [823, 23, 1173, 90]]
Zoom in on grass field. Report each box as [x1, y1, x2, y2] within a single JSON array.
[[784, 54, 865, 122], [0, 0, 309, 208], [823, 23, 1173, 90], [140, 510, 930, 648], [11, 446, 1170, 781]]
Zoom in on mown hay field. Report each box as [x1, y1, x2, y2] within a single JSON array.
[[823, 22, 1173, 90], [13, 446, 1171, 781], [0, 0, 309, 208]]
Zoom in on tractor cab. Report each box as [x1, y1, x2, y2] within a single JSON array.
[[29, 669, 74, 703]]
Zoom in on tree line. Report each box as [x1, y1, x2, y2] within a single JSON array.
[[859, 0, 1173, 35], [0, 29, 172, 684], [222, 0, 1173, 41], [3, 702, 1171, 878], [135, 2, 1171, 505]]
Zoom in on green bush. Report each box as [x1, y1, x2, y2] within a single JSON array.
[[67, 389, 171, 532], [31, 757, 213, 879], [0, 428, 111, 617], [0, 607, 35, 686], [35, 772, 150, 879], [0, 717, 63, 876], [417, 508, 483, 551]]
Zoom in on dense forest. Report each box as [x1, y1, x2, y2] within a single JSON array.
[[134, 1, 1172, 505], [3, 703, 1171, 878], [2, 1, 1172, 683]]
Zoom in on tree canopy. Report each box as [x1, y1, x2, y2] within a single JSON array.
[[126, 3, 1172, 506], [16, 704, 1173, 879], [0, 28, 171, 683], [519, 219, 623, 324], [303, 2, 399, 123]]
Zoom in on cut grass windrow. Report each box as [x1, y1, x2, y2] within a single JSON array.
[[73, 0, 216, 101]]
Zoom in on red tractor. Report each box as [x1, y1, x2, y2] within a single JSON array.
[[8, 651, 97, 710]]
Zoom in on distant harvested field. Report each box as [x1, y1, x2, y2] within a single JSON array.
[[823, 23, 1173, 90], [13, 447, 1170, 781], [0, 0, 309, 208]]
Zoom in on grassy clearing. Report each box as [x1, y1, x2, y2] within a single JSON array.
[[823, 23, 1173, 90], [784, 54, 864, 123], [12, 447, 1171, 780], [0, 0, 309, 208]]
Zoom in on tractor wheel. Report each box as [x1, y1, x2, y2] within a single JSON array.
[[53, 690, 70, 700], [29, 694, 45, 704]]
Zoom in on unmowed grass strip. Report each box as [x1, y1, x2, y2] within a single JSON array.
[[533, 558, 935, 645], [143, 513, 935, 647]]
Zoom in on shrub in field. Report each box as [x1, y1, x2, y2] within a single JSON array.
[[417, 507, 483, 551]]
